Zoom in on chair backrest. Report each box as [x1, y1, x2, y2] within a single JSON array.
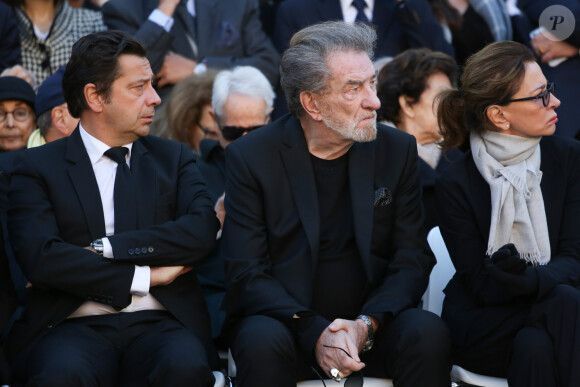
[[424, 227, 456, 317]]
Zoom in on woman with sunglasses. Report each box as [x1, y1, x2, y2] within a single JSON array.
[[435, 40, 580, 387]]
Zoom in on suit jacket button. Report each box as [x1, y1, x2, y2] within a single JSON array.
[[135, 248, 141, 255], [148, 246, 154, 253], [128, 249, 134, 255], [141, 247, 147, 254], [47, 324, 53, 329]]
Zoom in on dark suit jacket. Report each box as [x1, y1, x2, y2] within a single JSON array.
[[102, 0, 280, 88], [197, 138, 226, 204], [5, 129, 220, 366], [0, 2, 20, 73], [221, 114, 434, 351], [435, 136, 580, 350], [514, 0, 580, 138], [272, 0, 454, 57]]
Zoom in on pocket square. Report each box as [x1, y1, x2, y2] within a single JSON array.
[[374, 187, 392, 207], [217, 21, 240, 48]]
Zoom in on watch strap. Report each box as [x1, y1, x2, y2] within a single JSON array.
[[357, 314, 374, 352]]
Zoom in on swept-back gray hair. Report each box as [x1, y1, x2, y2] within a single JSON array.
[[212, 66, 275, 119], [280, 21, 376, 118]]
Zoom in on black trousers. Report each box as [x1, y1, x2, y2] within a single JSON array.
[[454, 284, 580, 387], [229, 308, 451, 387], [11, 310, 215, 387]]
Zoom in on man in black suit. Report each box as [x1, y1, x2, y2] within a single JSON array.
[[102, 0, 280, 102], [6, 30, 220, 386], [273, 0, 454, 59], [222, 21, 451, 386]]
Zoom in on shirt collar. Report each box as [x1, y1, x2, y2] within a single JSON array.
[[78, 122, 133, 165]]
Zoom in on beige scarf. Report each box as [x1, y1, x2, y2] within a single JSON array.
[[470, 131, 550, 265]]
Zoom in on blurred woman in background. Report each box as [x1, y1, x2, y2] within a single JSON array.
[[151, 71, 219, 156], [377, 48, 461, 232]]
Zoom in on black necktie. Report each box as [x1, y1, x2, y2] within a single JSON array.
[[352, 0, 370, 24], [104, 147, 137, 234]]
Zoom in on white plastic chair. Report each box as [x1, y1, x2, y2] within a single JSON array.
[[297, 377, 393, 386], [426, 227, 508, 387]]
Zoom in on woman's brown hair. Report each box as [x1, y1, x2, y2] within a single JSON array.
[[437, 41, 535, 148]]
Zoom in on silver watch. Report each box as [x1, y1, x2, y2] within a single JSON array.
[[357, 314, 374, 352], [90, 239, 104, 255]]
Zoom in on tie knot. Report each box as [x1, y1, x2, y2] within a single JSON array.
[[104, 147, 128, 165], [352, 0, 367, 12]]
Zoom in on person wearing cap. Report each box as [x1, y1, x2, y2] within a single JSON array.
[[0, 76, 35, 153], [27, 66, 78, 148]]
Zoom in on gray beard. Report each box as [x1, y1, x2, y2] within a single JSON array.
[[322, 113, 378, 143]]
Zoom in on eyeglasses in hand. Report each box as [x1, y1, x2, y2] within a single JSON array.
[[309, 345, 364, 386]]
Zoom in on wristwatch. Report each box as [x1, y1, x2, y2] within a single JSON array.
[[357, 314, 374, 352], [90, 239, 104, 255]]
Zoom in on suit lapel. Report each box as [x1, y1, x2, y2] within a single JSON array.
[[280, 118, 320, 271], [65, 128, 106, 240], [130, 138, 155, 229], [175, 2, 195, 40], [348, 140, 375, 279], [195, 0, 219, 57]]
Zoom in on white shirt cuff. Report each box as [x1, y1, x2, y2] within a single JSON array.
[[149, 9, 174, 32], [131, 266, 151, 297], [102, 237, 113, 258]]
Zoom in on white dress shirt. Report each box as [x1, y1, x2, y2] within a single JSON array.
[[340, 0, 374, 23], [68, 124, 165, 318]]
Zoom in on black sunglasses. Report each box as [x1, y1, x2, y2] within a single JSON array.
[[220, 125, 262, 142], [502, 82, 555, 107]]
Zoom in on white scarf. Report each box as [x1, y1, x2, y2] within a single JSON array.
[[470, 131, 550, 265]]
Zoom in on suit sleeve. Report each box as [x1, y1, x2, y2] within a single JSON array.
[[8, 154, 135, 310], [202, 0, 280, 87], [395, 0, 454, 56], [0, 4, 21, 73], [101, 1, 173, 74], [361, 135, 435, 326], [107, 143, 220, 267]]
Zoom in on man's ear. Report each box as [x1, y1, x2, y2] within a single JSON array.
[[486, 105, 510, 131], [51, 106, 70, 136], [300, 91, 322, 121], [398, 95, 415, 119], [84, 83, 104, 113]]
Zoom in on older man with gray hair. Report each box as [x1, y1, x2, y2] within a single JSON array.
[[221, 21, 452, 386], [195, 65, 274, 346]]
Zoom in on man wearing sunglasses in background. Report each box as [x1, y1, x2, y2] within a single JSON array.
[[194, 65, 274, 350]]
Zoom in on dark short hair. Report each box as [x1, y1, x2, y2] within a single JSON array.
[[377, 48, 457, 125], [63, 30, 147, 118]]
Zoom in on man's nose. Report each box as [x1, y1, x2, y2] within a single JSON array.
[[362, 88, 381, 111]]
